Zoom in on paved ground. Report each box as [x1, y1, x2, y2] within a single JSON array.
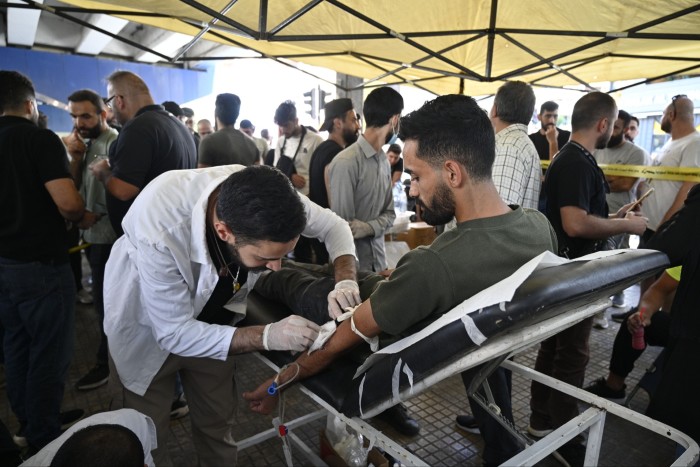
[[0, 263, 681, 466]]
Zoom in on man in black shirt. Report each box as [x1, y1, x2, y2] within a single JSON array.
[[90, 71, 196, 236], [529, 101, 571, 161], [0, 71, 85, 452], [307, 98, 360, 264], [529, 92, 647, 465]]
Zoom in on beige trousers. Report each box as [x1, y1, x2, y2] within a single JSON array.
[[109, 353, 238, 466]]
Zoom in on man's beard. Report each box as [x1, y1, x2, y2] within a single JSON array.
[[78, 123, 102, 140], [223, 242, 269, 273], [416, 181, 455, 226], [660, 118, 671, 134], [606, 131, 624, 148], [342, 127, 358, 146], [595, 132, 611, 150]]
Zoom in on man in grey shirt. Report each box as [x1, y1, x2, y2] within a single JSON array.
[[198, 93, 259, 168], [328, 87, 403, 272], [594, 109, 649, 249]]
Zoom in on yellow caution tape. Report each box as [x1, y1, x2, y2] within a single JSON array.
[[540, 161, 700, 182], [68, 243, 91, 254]]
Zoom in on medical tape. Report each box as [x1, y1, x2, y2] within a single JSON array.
[[391, 358, 403, 401], [351, 314, 379, 352], [540, 161, 700, 182], [402, 363, 414, 396], [461, 314, 487, 345], [358, 374, 367, 418]]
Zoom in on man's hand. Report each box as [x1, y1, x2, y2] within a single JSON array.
[[624, 211, 648, 235], [63, 129, 87, 158], [545, 124, 559, 144], [77, 211, 101, 230], [263, 315, 320, 352], [290, 173, 306, 189], [349, 219, 374, 239], [327, 279, 361, 319], [626, 310, 651, 335], [242, 376, 279, 415], [89, 159, 112, 182]]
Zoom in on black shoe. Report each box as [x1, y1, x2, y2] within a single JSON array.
[[375, 404, 420, 436], [170, 394, 190, 420], [612, 306, 636, 323], [14, 409, 85, 447], [75, 364, 109, 391], [556, 441, 587, 467], [60, 409, 85, 430], [455, 414, 480, 434], [584, 377, 626, 399]]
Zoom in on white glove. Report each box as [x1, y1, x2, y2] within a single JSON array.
[[327, 279, 362, 319], [262, 315, 320, 352], [349, 219, 374, 239]]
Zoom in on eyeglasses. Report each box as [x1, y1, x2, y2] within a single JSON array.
[[104, 95, 118, 109], [671, 94, 687, 112]]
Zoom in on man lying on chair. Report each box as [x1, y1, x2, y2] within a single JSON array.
[[244, 94, 558, 467]]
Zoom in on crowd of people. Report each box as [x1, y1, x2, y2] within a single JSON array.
[[0, 66, 698, 467]]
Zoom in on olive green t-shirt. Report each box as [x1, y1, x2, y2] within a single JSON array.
[[371, 207, 557, 339]]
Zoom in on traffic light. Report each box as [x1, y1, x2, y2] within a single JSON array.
[[319, 89, 331, 109], [303, 87, 317, 120]]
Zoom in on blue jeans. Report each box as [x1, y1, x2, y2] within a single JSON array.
[[0, 257, 75, 449]]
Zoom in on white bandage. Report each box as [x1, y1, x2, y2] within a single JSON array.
[[351, 313, 379, 352], [262, 324, 271, 351]]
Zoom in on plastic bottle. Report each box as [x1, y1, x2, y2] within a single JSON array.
[[631, 307, 646, 350]]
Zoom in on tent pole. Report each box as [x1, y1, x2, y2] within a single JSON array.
[[484, 0, 498, 79], [172, 0, 239, 62], [268, 0, 322, 36]]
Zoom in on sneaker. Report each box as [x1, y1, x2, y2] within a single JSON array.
[[455, 414, 480, 434], [75, 364, 109, 391], [375, 403, 420, 436], [592, 312, 609, 329], [170, 394, 189, 420], [584, 377, 626, 399], [60, 409, 85, 430], [76, 289, 93, 305], [556, 441, 587, 467], [527, 425, 553, 438], [611, 292, 625, 308], [14, 409, 85, 447], [612, 306, 636, 323]]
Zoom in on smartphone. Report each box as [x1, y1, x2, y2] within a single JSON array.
[[627, 187, 655, 212]]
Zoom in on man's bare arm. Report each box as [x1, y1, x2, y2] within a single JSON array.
[[228, 326, 264, 355], [332, 254, 358, 283], [243, 299, 380, 414], [606, 175, 638, 193], [659, 181, 696, 226]]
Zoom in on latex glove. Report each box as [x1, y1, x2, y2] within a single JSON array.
[[262, 315, 320, 352], [327, 279, 361, 319], [349, 219, 374, 239]]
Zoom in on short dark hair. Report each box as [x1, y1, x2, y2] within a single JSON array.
[[50, 424, 144, 467], [0, 70, 35, 114], [399, 94, 494, 182], [363, 87, 404, 128], [162, 101, 184, 117], [571, 92, 617, 132], [239, 119, 253, 129], [630, 115, 639, 125], [618, 109, 632, 128], [539, 101, 559, 114], [274, 100, 297, 125], [68, 89, 104, 113], [217, 166, 307, 245], [215, 93, 241, 126], [494, 81, 536, 125], [387, 143, 402, 155]]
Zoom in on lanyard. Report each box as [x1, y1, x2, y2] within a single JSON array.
[[281, 126, 307, 162], [564, 140, 610, 194]]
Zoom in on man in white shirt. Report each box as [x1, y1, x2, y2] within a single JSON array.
[[642, 95, 700, 236], [104, 165, 359, 466]]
